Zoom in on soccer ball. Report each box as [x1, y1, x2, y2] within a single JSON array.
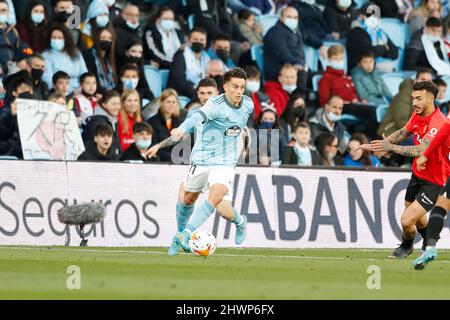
[[189, 230, 216, 257]]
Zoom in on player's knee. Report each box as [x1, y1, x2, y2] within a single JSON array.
[[401, 216, 415, 230], [183, 193, 197, 205], [208, 193, 224, 207]]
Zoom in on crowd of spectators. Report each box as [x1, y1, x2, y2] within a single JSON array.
[[0, 0, 449, 168]]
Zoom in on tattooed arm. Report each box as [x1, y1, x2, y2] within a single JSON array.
[[371, 139, 431, 157], [384, 127, 411, 144], [145, 133, 186, 158]]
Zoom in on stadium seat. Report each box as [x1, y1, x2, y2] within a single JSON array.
[[319, 41, 348, 73], [0, 155, 18, 160], [381, 72, 406, 96], [312, 74, 322, 92], [380, 18, 407, 50], [304, 45, 319, 72], [376, 104, 389, 122], [256, 14, 279, 36], [144, 65, 162, 98], [160, 69, 169, 91], [354, 0, 368, 8], [188, 14, 195, 30], [251, 44, 264, 78], [178, 96, 191, 109]]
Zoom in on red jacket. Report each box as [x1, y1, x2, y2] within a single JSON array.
[[118, 113, 138, 152], [251, 91, 263, 121], [319, 66, 358, 107], [264, 81, 289, 116]]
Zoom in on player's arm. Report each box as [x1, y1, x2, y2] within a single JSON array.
[[371, 138, 431, 157], [384, 126, 412, 144]]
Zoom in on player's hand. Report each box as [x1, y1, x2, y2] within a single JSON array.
[[354, 143, 372, 151], [170, 128, 185, 141], [416, 155, 428, 171], [145, 144, 159, 159], [370, 140, 390, 152]]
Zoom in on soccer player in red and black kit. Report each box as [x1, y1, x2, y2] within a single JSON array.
[[413, 118, 450, 269], [359, 81, 449, 259]]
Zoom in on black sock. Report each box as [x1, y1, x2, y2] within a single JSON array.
[[417, 227, 427, 249], [426, 206, 447, 247], [402, 233, 414, 248]]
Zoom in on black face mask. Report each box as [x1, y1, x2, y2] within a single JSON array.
[[191, 42, 205, 53], [55, 11, 71, 23], [293, 107, 305, 119], [127, 56, 142, 65], [215, 49, 229, 62], [31, 68, 44, 81], [99, 40, 112, 52], [18, 91, 35, 100]]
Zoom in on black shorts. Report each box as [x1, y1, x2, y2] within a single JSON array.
[[440, 177, 450, 199], [405, 174, 442, 211]]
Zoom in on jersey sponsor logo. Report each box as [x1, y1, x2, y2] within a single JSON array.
[[225, 125, 241, 137], [429, 128, 438, 136]]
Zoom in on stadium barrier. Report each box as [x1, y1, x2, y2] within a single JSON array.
[[0, 160, 448, 248]]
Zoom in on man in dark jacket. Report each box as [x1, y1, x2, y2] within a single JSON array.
[[0, 0, 22, 74], [404, 18, 449, 76], [323, 0, 358, 40], [114, 3, 141, 63], [78, 123, 119, 161], [263, 6, 309, 94]]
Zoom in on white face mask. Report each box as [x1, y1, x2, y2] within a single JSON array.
[[327, 111, 341, 122], [328, 59, 345, 70], [338, 0, 352, 8], [0, 14, 8, 24], [31, 12, 45, 24], [426, 33, 441, 43], [282, 84, 297, 93], [283, 18, 298, 32], [246, 80, 260, 93], [365, 16, 380, 31], [122, 78, 139, 89]]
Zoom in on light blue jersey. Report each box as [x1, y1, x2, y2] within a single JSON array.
[[179, 93, 254, 166]]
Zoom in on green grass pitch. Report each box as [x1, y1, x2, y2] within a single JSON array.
[[1, 246, 450, 299]]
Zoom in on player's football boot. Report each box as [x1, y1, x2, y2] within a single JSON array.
[[388, 244, 413, 259], [235, 215, 247, 245], [413, 247, 437, 270], [168, 236, 182, 256]]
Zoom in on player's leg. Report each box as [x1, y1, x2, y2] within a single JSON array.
[[414, 181, 450, 269], [176, 183, 200, 232], [216, 200, 247, 245], [415, 215, 428, 252], [389, 200, 427, 259]]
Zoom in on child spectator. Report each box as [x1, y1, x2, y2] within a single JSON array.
[[344, 132, 381, 167], [51, 71, 78, 118], [78, 122, 119, 161], [434, 77, 449, 115], [117, 89, 142, 152], [282, 122, 321, 166], [74, 72, 98, 126], [119, 63, 154, 107], [351, 51, 393, 106], [120, 122, 158, 162], [48, 92, 67, 106]]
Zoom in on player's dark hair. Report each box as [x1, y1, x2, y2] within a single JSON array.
[[224, 67, 247, 83], [413, 80, 439, 98], [94, 123, 113, 137], [426, 17, 442, 28], [197, 78, 217, 90], [133, 122, 153, 135]]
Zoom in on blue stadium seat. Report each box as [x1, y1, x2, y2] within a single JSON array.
[[251, 44, 264, 77], [0, 155, 18, 160], [354, 0, 368, 8], [376, 104, 389, 122], [188, 14, 195, 30], [144, 65, 162, 98], [319, 41, 348, 73], [381, 72, 406, 96], [178, 96, 191, 109], [312, 74, 322, 92], [304, 45, 319, 72], [160, 69, 169, 91], [380, 18, 407, 49], [256, 14, 279, 36]]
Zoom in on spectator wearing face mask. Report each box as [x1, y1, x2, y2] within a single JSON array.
[[282, 122, 321, 166], [346, 3, 399, 72], [404, 17, 450, 76], [0, 0, 22, 74], [17, 0, 49, 53], [52, 0, 84, 49], [323, 0, 359, 40], [143, 6, 183, 70], [120, 122, 159, 162], [81, 0, 112, 49], [280, 94, 307, 142], [168, 27, 210, 99], [314, 131, 343, 167], [264, 64, 298, 117], [208, 34, 236, 71], [118, 63, 154, 108], [42, 24, 88, 92], [102, 0, 121, 23], [253, 105, 288, 165], [114, 4, 141, 64], [309, 95, 349, 155], [243, 65, 270, 122], [408, 0, 443, 35], [205, 59, 225, 94], [82, 27, 117, 95]]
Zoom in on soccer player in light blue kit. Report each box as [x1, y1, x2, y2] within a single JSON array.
[[149, 68, 253, 255]]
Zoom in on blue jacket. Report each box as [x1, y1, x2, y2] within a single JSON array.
[[351, 66, 392, 105], [343, 154, 381, 167], [263, 21, 305, 81]]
